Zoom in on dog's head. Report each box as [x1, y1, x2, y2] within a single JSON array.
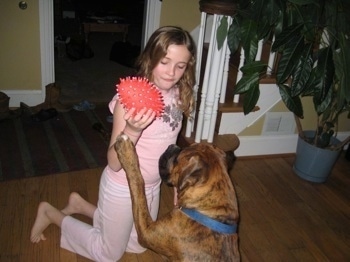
[[159, 143, 237, 214], [159, 143, 235, 188]]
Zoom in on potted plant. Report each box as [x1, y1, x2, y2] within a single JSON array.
[[217, 0, 350, 182]]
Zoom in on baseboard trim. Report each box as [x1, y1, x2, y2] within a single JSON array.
[[236, 132, 350, 157], [4, 90, 44, 107]]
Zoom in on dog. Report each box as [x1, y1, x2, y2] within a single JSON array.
[[115, 134, 240, 261]]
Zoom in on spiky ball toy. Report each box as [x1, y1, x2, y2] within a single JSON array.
[[116, 77, 164, 117]]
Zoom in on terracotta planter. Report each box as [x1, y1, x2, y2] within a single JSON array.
[[293, 131, 341, 183]]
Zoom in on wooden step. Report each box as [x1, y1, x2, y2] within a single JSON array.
[[177, 121, 240, 152], [217, 43, 277, 114]]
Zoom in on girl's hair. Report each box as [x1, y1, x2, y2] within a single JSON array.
[[135, 26, 196, 117]]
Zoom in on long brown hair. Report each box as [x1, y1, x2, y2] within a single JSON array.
[[135, 26, 196, 117]]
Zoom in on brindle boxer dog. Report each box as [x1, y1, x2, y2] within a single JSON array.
[[115, 134, 240, 261]]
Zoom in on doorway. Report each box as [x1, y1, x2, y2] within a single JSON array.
[[53, 1, 145, 104], [39, 0, 161, 105]]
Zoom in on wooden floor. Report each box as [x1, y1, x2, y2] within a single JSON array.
[[0, 153, 349, 261]]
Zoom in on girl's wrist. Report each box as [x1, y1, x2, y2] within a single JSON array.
[[123, 126, 142, 138]]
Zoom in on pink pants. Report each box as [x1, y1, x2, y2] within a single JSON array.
[[60, 167, 160, 262]]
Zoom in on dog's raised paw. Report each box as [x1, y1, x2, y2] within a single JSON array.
[[114, 134, 128, 155], [121, 134, 128, 140]]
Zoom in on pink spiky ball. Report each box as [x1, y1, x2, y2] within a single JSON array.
[[116, 77, 164, 117]]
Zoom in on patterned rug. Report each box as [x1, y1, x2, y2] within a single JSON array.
[[0, 106, 112, 181]]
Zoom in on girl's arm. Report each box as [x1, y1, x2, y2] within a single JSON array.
[[107, 100, 155, 171]]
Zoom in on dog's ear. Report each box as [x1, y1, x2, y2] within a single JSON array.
[[178, 156, 208, 191]]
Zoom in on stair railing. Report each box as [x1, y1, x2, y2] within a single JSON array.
[[186, 2, 277, 143]]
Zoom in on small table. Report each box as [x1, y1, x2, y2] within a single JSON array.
[[83, 22, 130, 42]]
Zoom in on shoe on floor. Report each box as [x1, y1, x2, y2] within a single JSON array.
[[73, 100, 95, 111], [54, 101, 72, 113], [0, 109, 22, 122], [20, 102, 37, 116], [106, 115, 113, 123], [31, 108, 58, 122]]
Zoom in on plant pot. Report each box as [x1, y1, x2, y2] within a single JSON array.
[[293, 131, 341, 183]]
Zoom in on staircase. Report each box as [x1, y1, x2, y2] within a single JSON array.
[[178, 46, 278, 151], [178, 22, 279, 152]]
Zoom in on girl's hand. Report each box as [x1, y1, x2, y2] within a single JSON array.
[[124, 108, 156, 134]]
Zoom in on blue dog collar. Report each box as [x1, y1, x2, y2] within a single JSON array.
[[180, 208, 237, 234]]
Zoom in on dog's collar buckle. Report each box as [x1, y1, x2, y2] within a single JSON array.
[[180, 207, 237, 234]]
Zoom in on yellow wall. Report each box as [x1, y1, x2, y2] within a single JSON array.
[[0, 0, 41, 91], [240, 98, 350, 135], [160, 0, 200, 32], [0, 0, 200, 93]]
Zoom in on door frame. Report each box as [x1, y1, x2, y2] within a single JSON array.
[[39, 0, 161, 98]]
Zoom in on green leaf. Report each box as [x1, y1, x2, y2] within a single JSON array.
[[272, 23, 304, 52], [278, 84, 304, 118], [321, 102, 333, 123], [312, 47, 334, 102], [301, 71, 316, 96], [334, 33, 350, 103], [240, 61, 267, 75], [315, 85, 332, 115], [290, 46, 313, 96], [252, 0, 282, 40], [243, 82, 260, 115], [253, 0, 273, 39], [227, 18, 241, 54], [276, 36, 305, 84], [267, 0, 283, 25], [297, 4, 318, 42], [240, 19, 258, 62], [217, 16, 228, 50], [273, 4, 285, 37], [234, 72, 260, 95]]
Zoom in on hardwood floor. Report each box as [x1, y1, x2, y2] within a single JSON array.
[[0, 153, 349, 261]]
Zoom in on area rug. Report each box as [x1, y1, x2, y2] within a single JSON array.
[[0, 106, 112, 181]]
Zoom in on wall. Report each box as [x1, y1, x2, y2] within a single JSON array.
[[240, 98, 350, 136], [0, 0, 41, 93], [0, 0, 200, 107], [160, 0, 200, 32]]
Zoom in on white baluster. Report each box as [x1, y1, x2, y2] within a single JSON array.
[[195, 14, 218, 142], [220, 16, 232, 104], [208, 25, 228, 143], [267, 35, 276, 76], [185, 12, 206, 137], [255, 39, 263, 61], [200, 15, 223, 140], [233, 47, 244, 103]]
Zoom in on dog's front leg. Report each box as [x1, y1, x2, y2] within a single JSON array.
[[114, 134, 154, 242]]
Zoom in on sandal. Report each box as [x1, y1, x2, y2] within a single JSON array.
[[73, 100, 96, 111]]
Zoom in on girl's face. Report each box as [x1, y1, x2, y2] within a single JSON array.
[[152, 44, 191, 93]]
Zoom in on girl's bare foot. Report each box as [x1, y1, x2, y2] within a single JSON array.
[[30, 202, 56, 243], [61, 192, 96, 218]]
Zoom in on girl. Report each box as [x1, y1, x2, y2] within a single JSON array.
[[30, 26, 196, 262]]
